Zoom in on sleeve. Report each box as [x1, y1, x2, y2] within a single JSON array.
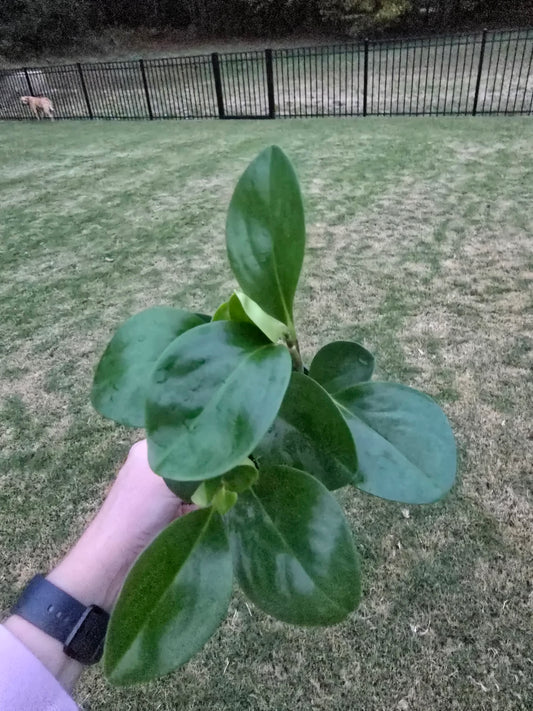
[[0, 624, 79, 710]]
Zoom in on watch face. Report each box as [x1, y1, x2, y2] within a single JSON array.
[[64, 605, 109, 664]]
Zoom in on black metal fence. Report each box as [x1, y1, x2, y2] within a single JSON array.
[[1, 27, 532, 121]]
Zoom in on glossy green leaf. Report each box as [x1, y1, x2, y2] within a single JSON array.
[[104, 509, 232, 684], [226, 145, 305, 330], [232, 291, 289, 343], [335, 382, 456, 504], [146, 321, 291, 480], [226, 465, 360, 625], [92, 307, 205, 427], [254, 373, 358, 490], [309, 341, 375, 395]]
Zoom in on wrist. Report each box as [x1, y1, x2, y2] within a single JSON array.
[[47, 528, 132, 613]]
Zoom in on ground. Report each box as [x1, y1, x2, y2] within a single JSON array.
[[0, 116, 532, 711]]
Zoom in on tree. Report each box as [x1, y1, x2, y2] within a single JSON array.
[[0, 0, 90, 57], [317, 0, 413, 35]]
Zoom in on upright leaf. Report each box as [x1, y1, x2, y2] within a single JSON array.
[[231, 291, 288, 343], [211, 291, 288, 344], [254, 372, 358, 490], [92, 307, 207, 427], [226, 465, 360, 625], [146, 321, 291, 480], [309, 341, 375, 395], [104, 509, 232, 684], [335, 382, 457, 504], [226, 145, 305, 330]]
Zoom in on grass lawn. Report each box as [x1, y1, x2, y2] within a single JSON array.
[[0, 116, 532, 711]]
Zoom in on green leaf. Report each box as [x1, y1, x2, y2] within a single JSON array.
[[146, 321, 291, 481], [335, 382, 457, 504], [222, 459, 258, 493], [226, 465, 360, 625], [212, 301, 230, 321], [91, 307, 205, 427], [211, 292, 288, 344], [227, 293, 250, 323], [309, 341, 375, 395], [212, 487, 238, 515], [191, 479, 221, 508], [175, 459, 257, 508], [104, 509, 232, 684], [254, 372, 358, 490], [226, 145, 305, 330], [232, 291, 289, 343], [163, 478, 201, 503]]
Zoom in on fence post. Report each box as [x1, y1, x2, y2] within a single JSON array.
[[472, 29, 487, 116], [77, 63, 93, 119], [211, 53, 225, 119], [265, 49, 276, 119], [23, 68, 34, 96], [363, 39, 369, 117], [139, 59, 154, 120]]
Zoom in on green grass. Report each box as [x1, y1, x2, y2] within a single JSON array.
[[0, 117, 532, 711]]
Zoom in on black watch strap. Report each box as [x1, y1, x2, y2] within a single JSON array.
[[11, 575, 109, 665]]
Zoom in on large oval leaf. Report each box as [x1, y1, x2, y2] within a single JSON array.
[[309, 341, 375, 396], [226, 145, 305, 329], [104, 509, 232, 684], [91, 307, 206, 427], [254, 372, 358, 490], [146, 321, 291, 480], [335, 382, 457, 504], [226, 465, 360, 625]]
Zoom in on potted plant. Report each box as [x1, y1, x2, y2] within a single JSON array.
[[91, 145, 456, 685]]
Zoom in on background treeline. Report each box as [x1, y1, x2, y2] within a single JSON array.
[[1, 0, 532, 59]]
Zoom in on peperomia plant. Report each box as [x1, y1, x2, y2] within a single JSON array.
[[91, 146, 456, 685]]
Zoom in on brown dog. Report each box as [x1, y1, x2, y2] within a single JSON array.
[[20, 95, 54, 120]]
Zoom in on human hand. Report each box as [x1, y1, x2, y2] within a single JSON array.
[[46, 439, 195, 612], [4, 440, 193, 690]]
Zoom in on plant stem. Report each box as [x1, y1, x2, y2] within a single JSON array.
[[287, 338, 303, 372]]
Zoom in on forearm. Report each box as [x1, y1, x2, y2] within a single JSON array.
[[3, 517, 129, 691], [2, 440, 187, 693]]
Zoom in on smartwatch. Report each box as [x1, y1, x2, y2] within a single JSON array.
[[11, 575, 109, 665]]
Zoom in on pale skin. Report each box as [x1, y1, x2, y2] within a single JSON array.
[[2, 440, 194, 692]]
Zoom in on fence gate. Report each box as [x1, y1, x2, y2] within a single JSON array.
[[216, 51, 272, 119]]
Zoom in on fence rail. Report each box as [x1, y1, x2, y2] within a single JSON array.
[[1, 27, 532, 121]]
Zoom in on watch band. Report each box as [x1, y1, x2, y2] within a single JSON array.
[[11, 575, 109, 665]]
